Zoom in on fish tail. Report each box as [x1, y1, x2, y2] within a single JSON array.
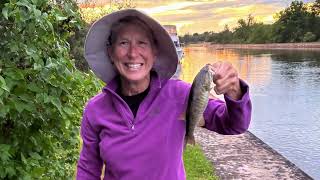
[[185, 135, 196, 147]]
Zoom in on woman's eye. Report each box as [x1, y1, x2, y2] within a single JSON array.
[[119, 41, 128, 45], [139, 41, 148, 46]]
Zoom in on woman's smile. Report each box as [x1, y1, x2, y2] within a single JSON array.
[[124, 63, 144, 71]]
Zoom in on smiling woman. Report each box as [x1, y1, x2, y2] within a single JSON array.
[[77, 8, 252, 180]]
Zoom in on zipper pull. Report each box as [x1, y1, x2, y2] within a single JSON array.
[[131, 124, 135, 130]]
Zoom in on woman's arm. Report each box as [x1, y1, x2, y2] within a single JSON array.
[[76, 108, 103, 179]]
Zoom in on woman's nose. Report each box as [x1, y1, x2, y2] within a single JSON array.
[[128, 43, 139, 59]]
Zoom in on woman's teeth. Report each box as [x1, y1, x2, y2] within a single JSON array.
[[126, 63, 142, 69]]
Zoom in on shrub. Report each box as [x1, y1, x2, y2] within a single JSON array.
[[0, 0, 103, 178], [303, 32, 317, 42]]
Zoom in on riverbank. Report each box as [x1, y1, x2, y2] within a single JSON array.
[[188, 42, 320, 51], [195, 128, 313, 179]]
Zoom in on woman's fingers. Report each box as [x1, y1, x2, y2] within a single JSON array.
[[211, 61, 240, 96]]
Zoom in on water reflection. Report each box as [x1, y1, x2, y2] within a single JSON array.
[[178, 46, 320, 179], [180, 47, 272, 87]]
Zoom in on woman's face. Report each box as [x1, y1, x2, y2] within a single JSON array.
[[108, 23, 157, 83]]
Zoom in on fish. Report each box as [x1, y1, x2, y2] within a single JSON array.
[[185, 64, 214, 146]]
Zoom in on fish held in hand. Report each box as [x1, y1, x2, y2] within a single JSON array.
[[185, 64, 214, 146]]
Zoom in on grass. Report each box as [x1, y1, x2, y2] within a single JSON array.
[[82, 143, 218, 180], [183, 144, 219, 180]]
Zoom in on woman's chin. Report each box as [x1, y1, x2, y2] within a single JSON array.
[[122, 72, 149, 83]]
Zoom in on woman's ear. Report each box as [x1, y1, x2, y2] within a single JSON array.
[[107, 47, 114, 64], [153, 47, 159, 58]]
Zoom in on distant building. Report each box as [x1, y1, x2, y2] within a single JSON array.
[[163, 25, 184, 62]]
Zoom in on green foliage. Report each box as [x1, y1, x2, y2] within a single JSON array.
[[68, 25, 91, 72], [214, 25, 233, 44], [303, 32, 317, 42], [272, 1, 318, 42], [311, 0, 320, 15], [183, 144, 218, 180], [0, 0, 103, 179], [247, 24, 273, 44], [232, 14, 255, 43]]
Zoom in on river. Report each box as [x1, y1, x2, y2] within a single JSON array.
[[177, 46, 320, 179]]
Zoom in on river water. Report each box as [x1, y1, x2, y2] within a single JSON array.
[[177, 46, 320, 179]]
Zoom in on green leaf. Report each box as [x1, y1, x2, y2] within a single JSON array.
[[51, 97, 62, 111], [33, 63, 42, 70], [27, 82, 42, 93], [31, 167, 45, 177], [26, 47, 36, 56], [21, 153, 27, 164], [0, 105, 10, 118], [0, 144, 12, 161], [16, 1, 31, 11], [2, 7, 9, 20], [14, 100, 26, 113], [33, 9, 41, 18], [43, 93, 50, 103], [5, 69, 24, 80], [24, 102, 36, 112], [29, 152, 41, 160], [56, 15, 67, 21], [22, 175, 32, 180], [63, 106, 74, 116], [0, 166, 5, 178], [0, 75, 10, 92], [47, 21, 54, 32], [29, 136, 38, 147], [5, 167, 15, 177], [64, 119, 70, 128]]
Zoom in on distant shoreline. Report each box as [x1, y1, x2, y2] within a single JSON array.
[[187, 42, 320, 51]]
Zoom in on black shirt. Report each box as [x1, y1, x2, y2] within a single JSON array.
[[117, 86, 150, 117]]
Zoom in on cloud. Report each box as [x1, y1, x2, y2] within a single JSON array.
[[135, 0, 311, 34], [138, 1, 204, 14]]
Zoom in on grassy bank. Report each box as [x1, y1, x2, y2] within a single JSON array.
[[98, 144, 218, 179], [184, 144, 218, 180]]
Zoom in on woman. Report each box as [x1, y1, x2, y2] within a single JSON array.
[[77, 9, 251, 179]]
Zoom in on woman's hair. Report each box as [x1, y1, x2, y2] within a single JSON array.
[[107, 16, 158, 48]]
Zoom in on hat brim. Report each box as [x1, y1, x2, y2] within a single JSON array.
[[84, 9, 179, 83]]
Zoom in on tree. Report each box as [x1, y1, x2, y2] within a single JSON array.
[[311, 0, 320, 40], [311, 0, 320, 15], [247, 24, 273, 43], [0, 0, 102, 178], [303, 32, 317, 42], [233, 14, 256, 43], [273, 1, 315, 42]]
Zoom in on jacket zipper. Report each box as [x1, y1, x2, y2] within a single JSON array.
[[105, 88, 136, 131]]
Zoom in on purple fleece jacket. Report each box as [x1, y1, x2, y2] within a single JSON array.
[[76, 72, 252, 180]]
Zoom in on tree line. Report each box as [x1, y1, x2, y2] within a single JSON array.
[[180, 0, 320, 44]]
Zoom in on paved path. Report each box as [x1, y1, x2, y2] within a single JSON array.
[[195, 127, 314, 180]]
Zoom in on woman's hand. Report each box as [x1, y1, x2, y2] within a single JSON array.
[[208, 62, 242, 100]]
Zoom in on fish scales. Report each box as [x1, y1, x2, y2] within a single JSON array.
[[185, 65, 214, 146]]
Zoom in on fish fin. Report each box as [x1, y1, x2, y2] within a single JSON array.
[[197, 116, 205, 127]]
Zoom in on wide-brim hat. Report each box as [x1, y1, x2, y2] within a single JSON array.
[[84, 9, 179, 83]]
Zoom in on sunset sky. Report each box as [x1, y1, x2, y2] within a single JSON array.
[[131, 0, 314, 35]]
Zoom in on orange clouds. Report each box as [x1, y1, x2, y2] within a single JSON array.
[[135, 0, 303, 35]]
